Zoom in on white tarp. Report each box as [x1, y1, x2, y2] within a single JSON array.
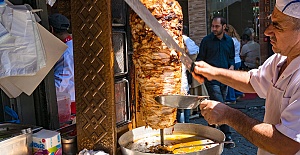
[[0, 4, 46, 78]]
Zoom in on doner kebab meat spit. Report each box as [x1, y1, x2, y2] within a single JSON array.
[[129, 0, 185, 129]]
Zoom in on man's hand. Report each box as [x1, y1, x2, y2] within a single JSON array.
[[191, 61, 216, 84], [199, 100, 231, 125]]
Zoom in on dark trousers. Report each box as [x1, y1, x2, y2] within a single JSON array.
[[205, 82, 231, 136], [177, 109, 191, 123]]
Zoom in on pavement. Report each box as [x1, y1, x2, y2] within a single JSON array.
[[189, 95, 266, 155]]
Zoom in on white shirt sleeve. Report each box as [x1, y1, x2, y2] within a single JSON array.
[[183, 35, 199, 55]]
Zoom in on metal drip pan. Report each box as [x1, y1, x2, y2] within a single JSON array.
[[119, 123, 225, 155]]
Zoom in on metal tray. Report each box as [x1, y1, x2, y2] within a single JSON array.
[[0, 123, 42, 155]]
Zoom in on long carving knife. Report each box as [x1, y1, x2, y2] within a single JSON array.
[[124, 0, 196, 72]]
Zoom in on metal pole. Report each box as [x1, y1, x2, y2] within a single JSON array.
[[160, 129, 164, 146]]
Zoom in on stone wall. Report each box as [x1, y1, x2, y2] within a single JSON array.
[[188, 0, 207, 46]]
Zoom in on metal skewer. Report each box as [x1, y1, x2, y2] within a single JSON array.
[[160, 129, 164, 146], [170, 141, 235, 151]]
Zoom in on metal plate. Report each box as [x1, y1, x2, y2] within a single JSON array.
[[155, 95, 209, 109]]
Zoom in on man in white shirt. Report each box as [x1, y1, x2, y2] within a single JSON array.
[[49, 13, 75, 102], [192, 0, 300, 154]]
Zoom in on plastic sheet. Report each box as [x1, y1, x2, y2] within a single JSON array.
[[0, 4, 46, 78], [78, 149, 109, 155]]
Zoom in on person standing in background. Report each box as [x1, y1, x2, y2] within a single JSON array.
[[49, 13, 75, 103], [224, 24, 241, 104], [177, 26, 199, 123], [182, 26, 199, 57], [244, 27, 256, 41], [240, 27, 261, 70], [196, 17, 235, 148], [240, 34, 251, 70]]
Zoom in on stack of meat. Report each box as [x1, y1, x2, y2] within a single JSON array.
[[130, 0, 184, 129]]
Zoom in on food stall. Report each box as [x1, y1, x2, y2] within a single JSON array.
[[0, 0, 273, 154]]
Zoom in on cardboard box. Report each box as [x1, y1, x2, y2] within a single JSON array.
[[32, 129, 62, 155]]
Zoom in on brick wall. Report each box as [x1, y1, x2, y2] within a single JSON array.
[[188, 0, 207, 46]]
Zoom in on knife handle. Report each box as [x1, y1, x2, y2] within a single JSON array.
[[190, 62, 196, 72], [190, 62, 205, 78]]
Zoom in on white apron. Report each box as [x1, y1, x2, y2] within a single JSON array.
[[257, 83, 284, 155], [250, 54, 300, 155], [257, 68, 299, 155]]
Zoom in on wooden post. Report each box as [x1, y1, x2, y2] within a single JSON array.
[[71, 0, 117, 154]]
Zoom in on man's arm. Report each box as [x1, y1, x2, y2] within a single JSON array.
[[192, 61, 255, 93], [228, 108, 300, 155], [200, 101, 300, 155]]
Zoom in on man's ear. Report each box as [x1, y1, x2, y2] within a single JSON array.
[[223, 24, 227, 30]]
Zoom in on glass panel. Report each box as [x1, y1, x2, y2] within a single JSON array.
[[115, 79, 129, 125], [206, 0, 260, 37], [112, 32, 128, 76], [111, 0, 126, 26], [206, 0, 229, 33]]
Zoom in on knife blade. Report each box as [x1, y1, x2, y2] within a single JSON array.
[[124, 0, 196, 72]]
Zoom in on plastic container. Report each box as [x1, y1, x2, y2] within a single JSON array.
[[0, 131, 32, 155], [57, 93, 71, 124], [0, 123, 42, 155]]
